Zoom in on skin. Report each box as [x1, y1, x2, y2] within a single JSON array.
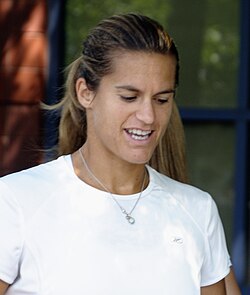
[[201, 268, 242, 295], [225, 268, 242, 295], [0, 52, 241, 295], [0, 281, 8, 294], [201, 279, 226, 295], [74, 52, 176, 194]]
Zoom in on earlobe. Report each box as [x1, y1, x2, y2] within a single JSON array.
[[76, 78, 95, 108]]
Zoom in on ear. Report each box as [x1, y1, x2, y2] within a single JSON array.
[[76, 78, 95, 109]]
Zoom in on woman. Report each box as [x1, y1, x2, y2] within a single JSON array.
[[0, 13, 240, 294]]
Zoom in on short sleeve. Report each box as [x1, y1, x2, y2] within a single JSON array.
[[0, 180, 24, 284], [201, 195, 231, 286]]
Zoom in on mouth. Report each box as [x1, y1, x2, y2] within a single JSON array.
[[125, 128, 153, 141]]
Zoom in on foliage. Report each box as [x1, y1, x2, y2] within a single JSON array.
[[65, 0, 239, 108], [65, 0, 171, 64]]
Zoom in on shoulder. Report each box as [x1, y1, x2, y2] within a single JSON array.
[[148, 165, 212, 205], [0, 155, 71, 219], [0, 155, 69, 189], [147, 166, 216, 230], [0, 157, 70, 286]]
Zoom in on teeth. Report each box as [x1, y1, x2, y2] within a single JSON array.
[[126, 129, 152, 141], [127, 129, 152, 136], [131, 134, 148, 140]]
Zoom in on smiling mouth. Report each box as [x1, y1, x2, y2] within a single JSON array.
[[125, 128, 153, 141]]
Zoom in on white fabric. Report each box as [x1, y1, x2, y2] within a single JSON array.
[[0, 155, 231, 295]]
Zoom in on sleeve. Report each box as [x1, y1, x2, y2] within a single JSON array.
[[0, 180, 24, 284], [200, 195, 231, 286]]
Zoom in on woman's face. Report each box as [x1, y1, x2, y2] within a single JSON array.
[[79, 51, 176, 165]]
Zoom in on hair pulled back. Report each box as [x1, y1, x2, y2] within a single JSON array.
[[56, 13, 188, 183]]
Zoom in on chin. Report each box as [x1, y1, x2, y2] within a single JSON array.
[[125, 154, 152, 165], [118, 147, 155, 165]]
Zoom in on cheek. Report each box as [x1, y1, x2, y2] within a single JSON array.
[[92, 105, 120, 134], [89, 109, 108, 137], [158, 106, 173, 129], [92, 101, 109, 124]]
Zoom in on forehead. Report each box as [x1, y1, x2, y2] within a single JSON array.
[[102, 51, 176, 88]]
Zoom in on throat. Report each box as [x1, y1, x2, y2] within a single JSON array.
[[77, 148, 148, 195]]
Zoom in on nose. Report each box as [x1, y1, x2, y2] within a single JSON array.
[[135, 100, 155, 124]]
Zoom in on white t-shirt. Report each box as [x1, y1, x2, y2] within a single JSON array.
[[0, 155, 230, 295]]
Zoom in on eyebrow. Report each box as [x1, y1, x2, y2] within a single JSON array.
[[115, 85, 175, 95]]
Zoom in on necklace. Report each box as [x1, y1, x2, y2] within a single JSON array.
[[78, 148, 147, 224]]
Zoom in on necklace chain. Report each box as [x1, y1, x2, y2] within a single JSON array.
[[78, 148, 146, 224]]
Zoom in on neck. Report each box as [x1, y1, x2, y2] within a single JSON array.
[[72, 145, 147, 195]]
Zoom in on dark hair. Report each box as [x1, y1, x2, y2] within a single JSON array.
[[53, 13, 187, 182], [81, 13, 179, 91]]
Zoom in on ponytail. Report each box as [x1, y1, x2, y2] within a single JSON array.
[[150, 102, 188, 183], [57, 57, 87, 155]]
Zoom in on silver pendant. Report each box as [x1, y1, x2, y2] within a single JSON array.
[[126, 215, 135, 224]]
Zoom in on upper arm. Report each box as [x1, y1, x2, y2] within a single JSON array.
[[0, 181, 23, 285], [201, 196, 231, 285], [0, 280, 9, 295], [201, 279, 226, 295], [225, 268, 242, 295]]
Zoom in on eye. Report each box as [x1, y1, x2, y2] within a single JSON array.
[[155, 97, 170, 104], [154, 91, 175, 104], [120, 95, 137, 102]]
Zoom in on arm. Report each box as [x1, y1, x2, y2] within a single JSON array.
[[0, 183, 23, 294], [201, 268, 242, 295], [201, 279, 226, 295], [0, 280, 9, 295], [225, 268, 242, 295]]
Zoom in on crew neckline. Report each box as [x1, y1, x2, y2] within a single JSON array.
[[62, 154, 154, 200]]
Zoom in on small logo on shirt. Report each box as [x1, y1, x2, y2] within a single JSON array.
[[171, 236, 183, 244]]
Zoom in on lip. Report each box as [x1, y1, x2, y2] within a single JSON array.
[[124, 128, 155, 144]]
